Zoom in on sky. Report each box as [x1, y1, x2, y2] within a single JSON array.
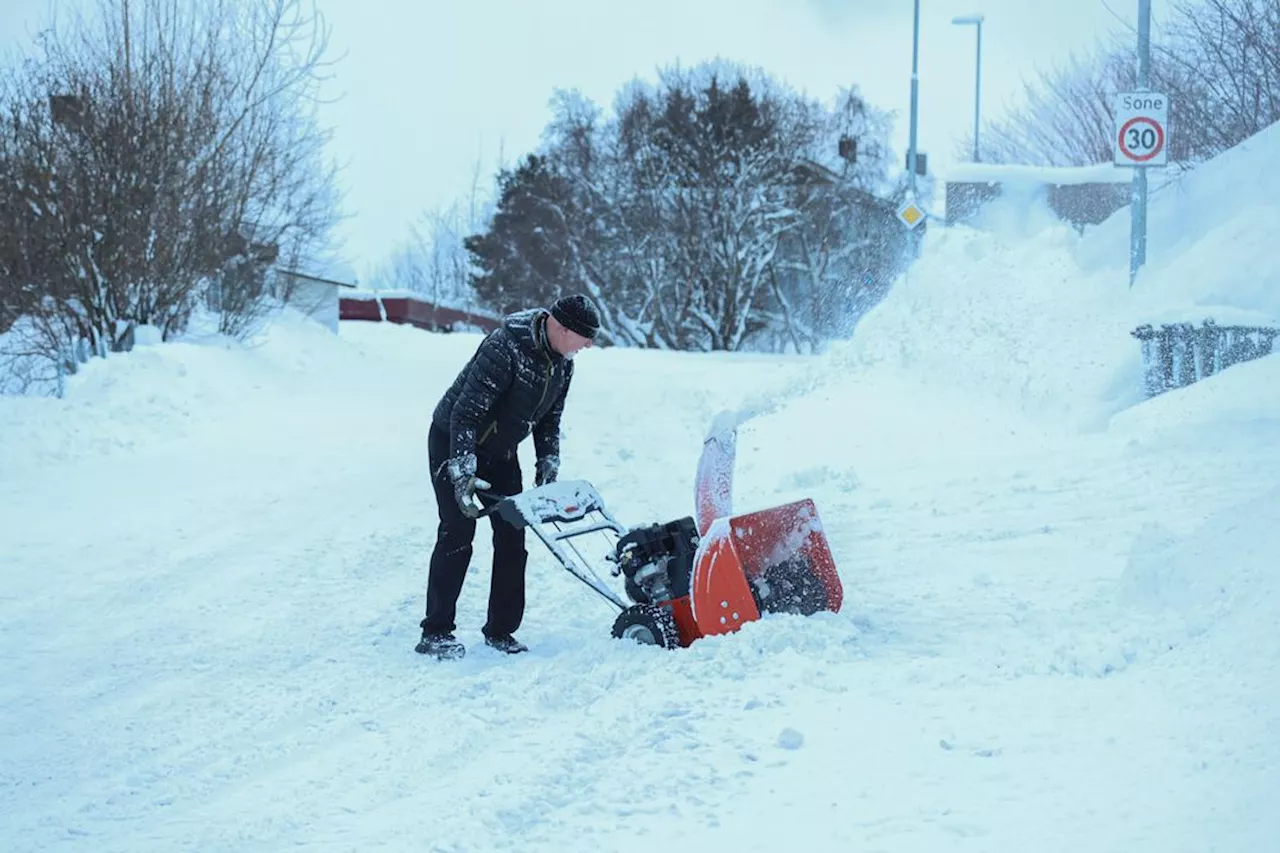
[[0, 0, 1149, 278]]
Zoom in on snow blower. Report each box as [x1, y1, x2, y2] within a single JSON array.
[[489, 414, 842, 648]]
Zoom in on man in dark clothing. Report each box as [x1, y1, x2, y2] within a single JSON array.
[[415, 294, 601, 660]]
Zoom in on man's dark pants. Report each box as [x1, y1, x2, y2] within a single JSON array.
[[422, 424, 527, 639]]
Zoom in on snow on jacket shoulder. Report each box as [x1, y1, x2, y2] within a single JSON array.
[[431, 308, 573, 465]]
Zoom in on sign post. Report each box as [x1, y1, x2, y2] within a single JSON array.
[[1119, 0, 1164, 287], [1115, 89, 1169, 287]]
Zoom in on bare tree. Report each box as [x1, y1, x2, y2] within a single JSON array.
[[373, 154, 491, 310], [0, 0, 341, 390], [967, 44, 1137, 166], [1158, 0, 1280, 155], [538, 87, 649, 346], [970, 0, 1280, 167]]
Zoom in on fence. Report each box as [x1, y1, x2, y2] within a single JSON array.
[[1131, 319, 1279, 397], [943, 163, 1144, 233]]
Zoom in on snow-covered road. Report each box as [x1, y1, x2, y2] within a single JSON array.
[[3, 317, 1276, 852]]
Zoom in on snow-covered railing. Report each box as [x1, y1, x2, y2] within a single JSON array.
[[1131, 319, 1279, 397]]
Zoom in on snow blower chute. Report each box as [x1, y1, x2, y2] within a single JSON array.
[[489, 413, 842, 648]]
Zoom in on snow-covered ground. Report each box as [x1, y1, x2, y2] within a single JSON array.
[[3, 125, 1279, 851]]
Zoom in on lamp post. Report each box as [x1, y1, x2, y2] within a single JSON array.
[[951, 14, 984, 162], [907, 0, 921, 195]]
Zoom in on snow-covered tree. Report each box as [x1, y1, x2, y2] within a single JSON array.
[[463, 60, 908, 352]]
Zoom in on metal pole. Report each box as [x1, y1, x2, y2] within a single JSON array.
[[974, 20, 983, 161], [908, 0, 920, 195], [1130, 0, 1151, 286], [952, 16, 985, 162]]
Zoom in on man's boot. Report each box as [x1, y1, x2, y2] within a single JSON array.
[[415, 631, 466, 660], [484, 633, 528, 655]]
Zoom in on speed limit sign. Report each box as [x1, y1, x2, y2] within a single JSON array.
[[1114, 91, 1169, 166]]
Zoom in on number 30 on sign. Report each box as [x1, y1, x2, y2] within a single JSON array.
[[1114, 91, 1169, 166]]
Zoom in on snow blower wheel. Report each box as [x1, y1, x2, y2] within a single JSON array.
[[611, 604, 681, 649]]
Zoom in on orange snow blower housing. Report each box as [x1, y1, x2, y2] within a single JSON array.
[[670, 419, 843, 644], [491, 414, 843, 648]]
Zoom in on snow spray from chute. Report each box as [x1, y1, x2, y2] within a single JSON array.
[[694, 410, 739, 537], [693, 367, 830, 537], [691, 406, 844, 628]]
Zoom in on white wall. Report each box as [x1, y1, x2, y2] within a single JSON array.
[[284, 278, 339, 334]]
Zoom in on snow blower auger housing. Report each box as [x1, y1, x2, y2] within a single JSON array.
[[489, 414, 842, 648]]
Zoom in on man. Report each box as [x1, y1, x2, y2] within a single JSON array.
[[415, 293, 600, 660]]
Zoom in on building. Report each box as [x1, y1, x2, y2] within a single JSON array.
[[273, 267, 359, 333], [339, 290, 502, 334]]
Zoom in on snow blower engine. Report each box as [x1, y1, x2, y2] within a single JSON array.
[[489, 415, 842, 648]]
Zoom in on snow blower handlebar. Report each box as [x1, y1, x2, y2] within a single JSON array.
[[484, 481, 631, 610]]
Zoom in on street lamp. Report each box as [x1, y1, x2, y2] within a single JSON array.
[[907, 0, 921, 194], [952, 14, 984, 162]]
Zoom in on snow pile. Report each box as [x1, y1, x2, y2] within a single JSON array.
[[1117, 480, 1280, 832], [0, 309, 476, 479], [1076, 120, 1280, 335], [823, 120, 1280, 435], [1121, 483, 1280, 643], [837, 221, 1137, 430], [1107, 348, 1280, 659], [1108, 348, 1280, 441]]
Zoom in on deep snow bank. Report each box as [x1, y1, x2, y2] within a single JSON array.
[[822, 121, 1280, 433], [0, 310, 473, 478]]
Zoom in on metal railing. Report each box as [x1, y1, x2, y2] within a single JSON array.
[[1131, 319, 1278, 397]]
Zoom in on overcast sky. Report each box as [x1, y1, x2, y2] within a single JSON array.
[[2, 0, 1148, 278]]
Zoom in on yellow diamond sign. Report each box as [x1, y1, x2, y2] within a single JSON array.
[[896, 201, 926, 229]]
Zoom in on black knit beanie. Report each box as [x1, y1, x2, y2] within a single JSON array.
[[550, 294, 600, 340]]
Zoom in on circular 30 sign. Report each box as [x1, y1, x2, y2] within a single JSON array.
[[1117, 115, 1165, 163]]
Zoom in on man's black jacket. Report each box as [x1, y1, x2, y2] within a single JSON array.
[[431, 308, 573, 467]]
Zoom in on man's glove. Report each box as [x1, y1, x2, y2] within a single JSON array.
[[535, 454, 559, 487], [445, 452, 490, 519]]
